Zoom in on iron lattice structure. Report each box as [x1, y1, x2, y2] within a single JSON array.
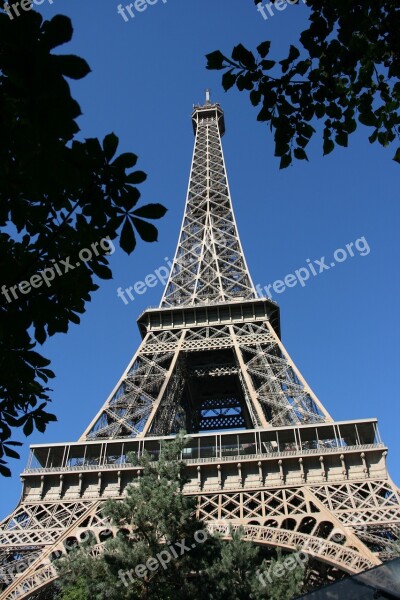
[[1, 96, 399, 599]]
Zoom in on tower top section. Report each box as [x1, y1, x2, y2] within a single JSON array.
[[192, 90, 225, 136], [160, 97, 256, 308]]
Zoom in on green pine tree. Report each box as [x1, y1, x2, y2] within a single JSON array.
[[56, 433, 217, 600], [252, 549, 306, 600], [56, 434, 307, 600], [209, 527, 261, 600], [388, 528, 400, 556]]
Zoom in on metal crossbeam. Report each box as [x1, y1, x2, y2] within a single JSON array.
[[1, 94, 399, 600]]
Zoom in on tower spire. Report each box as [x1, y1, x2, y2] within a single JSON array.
[[161, 97, 255, 307]]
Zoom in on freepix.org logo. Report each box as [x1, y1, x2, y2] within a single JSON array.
[[117, 0, 168, 23], [3, 0, 56, 20], [255, 236, 370, 300], [1, 237, 115, 304], [118, 529, 210, 586], [256, 0, 307, 21]]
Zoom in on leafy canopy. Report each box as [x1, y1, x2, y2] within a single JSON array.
[[206, 0, 400, 168], [0, 5, 166, 475]]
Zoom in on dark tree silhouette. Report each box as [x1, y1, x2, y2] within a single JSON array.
[[0, 5, 166, 474], [207, 0, 400, 168]]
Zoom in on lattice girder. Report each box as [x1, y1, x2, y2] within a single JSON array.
[[0, 483, 384, 600], [161, 103, 256, 307], [81, 318, 331, 442], [1, 97, 399, 600], [81, 329, 184, 441]]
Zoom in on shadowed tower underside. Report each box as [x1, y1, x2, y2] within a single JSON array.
[[1, 94, 399, 600]]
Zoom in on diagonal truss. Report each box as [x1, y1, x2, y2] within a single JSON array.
[[81, 329, 184, 440], [81, 319, 331, 441], [80, 97, 331, 441], [1, 94, 399, 600], [161, 100, 256, 307], [4, 476, 399, 598]]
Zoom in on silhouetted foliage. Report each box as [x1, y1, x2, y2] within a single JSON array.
[[0, 4, 166, 475], [207, 0, 400, 168]]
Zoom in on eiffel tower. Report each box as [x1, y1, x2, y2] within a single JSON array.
[[1, 93, 400, 599]]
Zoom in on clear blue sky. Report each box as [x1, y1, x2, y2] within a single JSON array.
[[1, 0, 399, 518]]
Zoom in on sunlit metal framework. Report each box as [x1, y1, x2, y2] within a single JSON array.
[[1, 96, 399, 599], [161, 100, 255, 307]]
